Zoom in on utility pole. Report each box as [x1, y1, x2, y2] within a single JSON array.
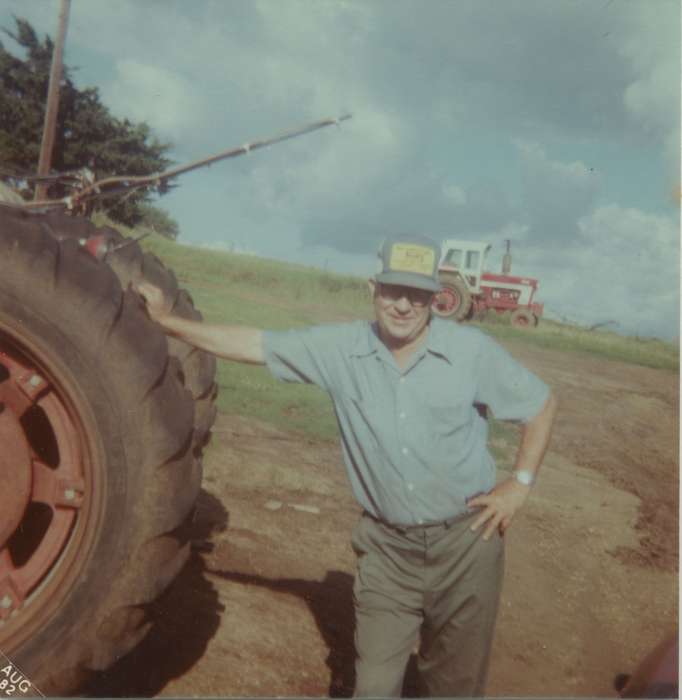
[[35, 0, 71, 202]]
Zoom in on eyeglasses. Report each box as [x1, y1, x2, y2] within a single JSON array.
[[376, 283, 433, 308]]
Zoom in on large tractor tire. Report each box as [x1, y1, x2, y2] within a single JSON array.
[[0, 205, 215, 695], [42, 211, 218, 454], [510, 307, 537, 329], [431, 272, 472, 321]]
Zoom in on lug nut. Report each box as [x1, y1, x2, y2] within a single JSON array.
[[29, 375, 42, 387], [64, 489, 76, 501], [0, 595, 12, 610]]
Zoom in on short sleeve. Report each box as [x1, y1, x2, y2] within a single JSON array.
[[474, 333, 550, 422], [262, 323, 349, 392]]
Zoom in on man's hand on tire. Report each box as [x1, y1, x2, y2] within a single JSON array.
[[136, 281, 173, 324]]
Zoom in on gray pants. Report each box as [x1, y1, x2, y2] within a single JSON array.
[[352, 511, 504, 697]]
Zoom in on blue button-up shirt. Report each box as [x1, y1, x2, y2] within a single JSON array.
[[263, 318, 549, 526]]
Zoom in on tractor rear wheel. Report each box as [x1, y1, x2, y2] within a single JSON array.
[[510, 307, 536, 328], [0, 206, 208, 695], [431, 273, 472, 321], [42, 211, 218, 454]]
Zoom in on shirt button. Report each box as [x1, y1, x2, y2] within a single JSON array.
[[402, 447, 409, 455], [407, 483, 414, 491], [417, 518, 424, 525], [399, 377, 406, 384], [399, 412, 406, 419]]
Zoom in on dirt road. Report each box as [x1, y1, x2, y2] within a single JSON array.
[[88, 340, 678, 697]]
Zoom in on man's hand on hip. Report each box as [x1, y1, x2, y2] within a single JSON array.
[[467, 479, 531, 541], [468, 393, 557, 541]]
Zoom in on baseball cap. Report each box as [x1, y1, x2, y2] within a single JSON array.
[[375, 235, 441, 292]]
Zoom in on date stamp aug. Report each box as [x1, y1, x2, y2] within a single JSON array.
[[0, 652, 41, 697]]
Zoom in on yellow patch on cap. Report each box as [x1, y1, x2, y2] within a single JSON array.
[[389, 243, 435, 275]]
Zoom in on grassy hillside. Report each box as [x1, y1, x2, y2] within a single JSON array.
[[96, 219, 679, 443], [139, 233, 678, 370]]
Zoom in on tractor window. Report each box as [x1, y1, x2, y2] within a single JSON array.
[[465, 251, 480, 269], [445, 249, 462, 267]]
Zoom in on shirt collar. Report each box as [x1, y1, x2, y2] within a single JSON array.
[[349, 318, 452, 364], [348, 321, 381, 358], [424, 318, 452, 364]]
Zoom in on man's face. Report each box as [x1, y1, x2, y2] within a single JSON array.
[[369, 280, 434, 347]]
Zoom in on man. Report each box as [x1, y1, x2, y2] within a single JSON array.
[[137, 234, 557, 697]]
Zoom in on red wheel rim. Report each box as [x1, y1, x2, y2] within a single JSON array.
[[0, 326, 102, 652], [432, 287, 460, 316]]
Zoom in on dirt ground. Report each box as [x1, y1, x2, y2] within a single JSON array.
[[88, 340, 678, 697]]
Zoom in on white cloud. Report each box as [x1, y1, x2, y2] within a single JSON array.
[[618, 2, 680, 163], [212, 107, 405, 246], [535, 204, 679, 336], [516, 140, 595, 188], [255, 0, 372, 53], [443, 184, 467, 207], [291, 109, 405, 200], [624, 62, 679, 135], [624, 60, 680, 163], [512, 140, 601, 246], [102, 59, 205, 139], [577, 204, 678, 276], [494, 222, 530, 246]]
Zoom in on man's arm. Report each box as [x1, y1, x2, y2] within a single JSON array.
[[468, 391, 558, 540], [136, 281, 265, 365]]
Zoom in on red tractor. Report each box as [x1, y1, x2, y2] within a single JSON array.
[[431, 239, 544, 328]]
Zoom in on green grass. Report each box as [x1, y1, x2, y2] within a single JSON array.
[[473, 313, 678, 372], [136, 233, 372, 327], [216, 362, 340, 440], [93, 216, 678, 443]]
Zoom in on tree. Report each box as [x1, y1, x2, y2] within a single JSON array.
[[0, 17, 175, 227]]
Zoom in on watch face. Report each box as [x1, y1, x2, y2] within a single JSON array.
[[515, 470, 534, 486]]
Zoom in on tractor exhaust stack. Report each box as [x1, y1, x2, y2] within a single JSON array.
[[502, 239, 512, 274]]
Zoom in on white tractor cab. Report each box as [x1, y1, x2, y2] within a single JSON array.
[[439, 239, 491, 294], [432, 239, 544, 327]]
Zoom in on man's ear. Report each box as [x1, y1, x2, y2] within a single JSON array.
[[367, 278, 376, 298]]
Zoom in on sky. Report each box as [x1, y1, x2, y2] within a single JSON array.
[[1, 0, 680, 339]]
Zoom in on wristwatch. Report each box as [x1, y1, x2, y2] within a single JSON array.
[[513, 469, 535, 486]]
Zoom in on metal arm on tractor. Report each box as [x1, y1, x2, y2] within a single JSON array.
[[8, 114, 352, 216]]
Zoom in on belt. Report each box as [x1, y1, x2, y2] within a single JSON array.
[[363, 509, 475, 534]]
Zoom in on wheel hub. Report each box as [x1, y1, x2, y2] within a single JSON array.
[[0, 405, 32, 548], [433, 287, 459, 314], [0, 348, 87, 622]]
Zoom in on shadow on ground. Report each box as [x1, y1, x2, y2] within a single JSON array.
[[83, 489, 228, 697], [208, 568, 421, 697], [211, 568, 357, 696], [84, 488, 422, 697]]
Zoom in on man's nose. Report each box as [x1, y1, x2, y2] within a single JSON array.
[[394, 295, 412, 312]]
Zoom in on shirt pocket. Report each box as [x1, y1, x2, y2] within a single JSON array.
[[424, 402, 473, 439]]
